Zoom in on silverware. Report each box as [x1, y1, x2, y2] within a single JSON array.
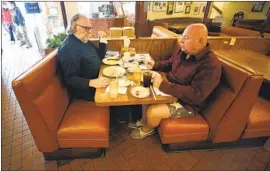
[[150, 85, 157, 100]]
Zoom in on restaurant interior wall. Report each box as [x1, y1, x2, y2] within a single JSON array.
[[147, 2, 206, 20], [216, 2, 269, 27], [147, 1, 269, 27]]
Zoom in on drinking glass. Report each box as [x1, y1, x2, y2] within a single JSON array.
[[109, 79, 118, 98], [143, 71, 152, 87]]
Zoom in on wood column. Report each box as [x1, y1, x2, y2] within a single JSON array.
[[135, 2, 151, 37], [60, 2, 68, 29], [202, 2, 212, 24]]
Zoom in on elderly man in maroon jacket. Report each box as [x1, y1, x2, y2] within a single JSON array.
[[131, 24, 222, 139]]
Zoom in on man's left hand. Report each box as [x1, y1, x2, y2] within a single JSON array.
[[153, 72, 163, 88], [98, 31, 107, 38]]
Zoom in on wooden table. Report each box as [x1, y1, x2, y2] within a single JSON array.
[[214, 50, 270, 83], [94, 65, 178, 106]]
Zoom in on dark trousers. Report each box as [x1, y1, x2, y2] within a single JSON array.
[[110, 105, 142, 123], [8, 24, 15, 42]]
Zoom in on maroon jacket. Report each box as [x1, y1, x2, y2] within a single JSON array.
[[153, 44, 221, 113]]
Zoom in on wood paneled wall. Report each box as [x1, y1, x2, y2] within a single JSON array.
[[91, 37, 270, 60]]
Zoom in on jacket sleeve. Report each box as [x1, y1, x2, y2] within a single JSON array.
[[159, 63, 221, 105], [153, 55, 173, 72], [58, 47, 90, 90], [97, 42, 107, 59]]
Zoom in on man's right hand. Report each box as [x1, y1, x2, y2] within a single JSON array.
[[146, 59, 155, 70], [89, 77, 109, 88]]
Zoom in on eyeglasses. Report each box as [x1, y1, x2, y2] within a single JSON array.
[[76, 24, 93, 31]]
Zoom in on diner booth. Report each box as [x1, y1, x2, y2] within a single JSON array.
[[12, 36, 270, 160], [4, 1, 269, 170]]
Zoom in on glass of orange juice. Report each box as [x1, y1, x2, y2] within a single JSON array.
[[133, 66, 141, 86]]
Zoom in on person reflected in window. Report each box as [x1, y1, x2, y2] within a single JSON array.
[[2, 2, 15, 44], [130, 24, 222, 139], [9, 1, 32, 48]]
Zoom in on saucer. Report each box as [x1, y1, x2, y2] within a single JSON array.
[[130, 86, 150, 98]]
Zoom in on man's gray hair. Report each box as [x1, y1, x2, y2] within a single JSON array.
[[66, 13, 87, 35]]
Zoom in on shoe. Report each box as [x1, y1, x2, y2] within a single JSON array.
[[128, 120, 144, 129], [26, 45, 32, 48], [10, 41, 15, 45], [130, 127, 155, 139], [20, 42, 26, 46]]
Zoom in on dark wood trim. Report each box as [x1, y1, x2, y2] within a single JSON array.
[[162, 137, 269, 153], [212, 4, 223, 15], [259, 7, 270, 38], [43, 147, 106, 160], [202, 2, 212, 24], [60, 1, 68, 29]]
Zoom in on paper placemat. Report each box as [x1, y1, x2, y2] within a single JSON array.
[[105, 86, 128, 95]]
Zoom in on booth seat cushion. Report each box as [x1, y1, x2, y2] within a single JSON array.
[[243, 97, 270, 139], [57, 99, 109, 148], [158, 115, 209, 144]]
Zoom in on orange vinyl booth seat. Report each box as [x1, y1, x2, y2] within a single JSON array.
[[12, 50, 110, 160], [158, 50, 265, 150]]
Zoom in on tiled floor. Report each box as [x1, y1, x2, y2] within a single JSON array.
[[1, 38, 270, 171]]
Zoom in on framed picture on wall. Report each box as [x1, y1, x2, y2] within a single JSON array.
[[185, 5, 191, 14], [251, 2, 265, 12], [166, 2, 174, 14], [174, 1, 184, 13], [185, 2, 192, 5], [152, 2, 167, 12], [194, 5, 200, 15]]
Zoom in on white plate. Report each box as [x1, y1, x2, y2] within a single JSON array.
[[102, 57, 121, 65], [102, 66, 126, 78], [130, 86, 150, 98]]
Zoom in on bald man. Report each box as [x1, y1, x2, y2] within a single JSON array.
[[131, 24, 221, 139], [57, 14, 109, 101]]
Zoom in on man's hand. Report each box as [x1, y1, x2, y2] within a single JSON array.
[[89, 77, 109, 88], [98, 31, 107, 38], [152, 72, 163, 88], [146, 59, 155, 70]]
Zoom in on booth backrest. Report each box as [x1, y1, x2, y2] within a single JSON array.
[[151, 26, 179, 38], [201, 57, 263, 142], [12, 50, 70, 152], [221, 27, 270, 37]]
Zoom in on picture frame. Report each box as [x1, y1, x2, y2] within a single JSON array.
[[152, 1, 167, 12], [193, 5, 200, 15], [174, 1, 184, 13], [251, 2, 265, 12], [166, 2, 174, 14], [185, 5, 191, 14]]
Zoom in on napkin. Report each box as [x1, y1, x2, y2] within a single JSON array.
[[153, 87, 171, 96], [105, 86, 128, 95]]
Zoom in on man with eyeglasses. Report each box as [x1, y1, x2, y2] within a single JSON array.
[[57, 13, 109, 101], [130, 24, 222, 139]]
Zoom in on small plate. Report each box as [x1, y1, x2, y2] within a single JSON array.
[[130, 86, 150, 98], [102, 56, 120, 65], [102, 66, 126, 78]]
